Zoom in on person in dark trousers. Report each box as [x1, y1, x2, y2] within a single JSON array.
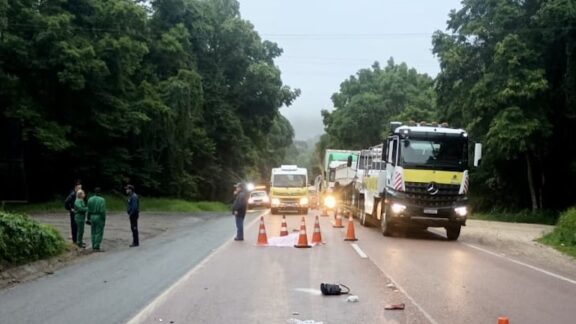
[[64, 183, 82, 244], [126, 185, 139, 247], [87, 187, 106, 252], [232, 183, 248, 241]]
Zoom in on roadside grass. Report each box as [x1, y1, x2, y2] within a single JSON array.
[[471, 210, 557, 225], [538, 208, 576, 259], [3, 195, 229, 214]]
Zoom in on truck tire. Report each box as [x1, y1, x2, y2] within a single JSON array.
[[445, 225, 461, 241], [381, 205, 393, 236], [270, 208, 278, 215], [301, 208, 309, 215]]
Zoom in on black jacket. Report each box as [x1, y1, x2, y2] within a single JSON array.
[[232, 191, 248, 215]]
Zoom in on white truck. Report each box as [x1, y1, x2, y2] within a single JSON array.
[[269, 165, 309, 215], [351, 122, 481, 240]]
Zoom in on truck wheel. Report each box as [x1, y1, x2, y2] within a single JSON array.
[[301, 208, 309, 215], [381, 205, 393, 236], [270, 208, 278, 215], [445, 225, 461, 241]]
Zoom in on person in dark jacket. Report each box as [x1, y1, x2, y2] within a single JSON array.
[[232, 183, 248, 241], [126, 185, 139, 247], [64, 183, 82, 244]]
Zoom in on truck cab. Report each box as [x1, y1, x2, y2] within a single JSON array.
[[358, 122, 481, 240], [269, 165, 309, 215]]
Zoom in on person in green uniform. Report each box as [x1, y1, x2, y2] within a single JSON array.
[[87, 187, 106, 252], [74, 190, 88, 248]]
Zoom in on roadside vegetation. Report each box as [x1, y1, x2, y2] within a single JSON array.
[[4, 195, 229, 214], [471, 211, 558, 225], [0, 211, 67, 266], [538, 208, 576, 259]]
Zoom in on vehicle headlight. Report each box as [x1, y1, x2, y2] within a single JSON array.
[[454, 206, 468, 217], [271, 198, 280, 206], [391, 203, 406, 214], [324, 196, 336, 209], [300, 197, 309, 206], [246, 183, 255, 191], [262, 197, 270, 203], [248, 198, 254, 204]]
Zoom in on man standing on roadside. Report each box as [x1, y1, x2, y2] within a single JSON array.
[[232, 183, 248, 241], [87, 187, 106, 252], [126, 185, 139, 247], [64, 182, 82, 244]]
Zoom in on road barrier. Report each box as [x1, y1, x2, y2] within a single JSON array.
[[344, 213, 358, 241], [497, 317, 509, 324], [311, 215, 323, 245], [280, 215, 289, 236], [256, 216, 268, 246], [294, 216, 311, 248], [333, 210, 344, 228]]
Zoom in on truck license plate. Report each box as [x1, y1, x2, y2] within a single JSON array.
[[424, 209, 438, 215]]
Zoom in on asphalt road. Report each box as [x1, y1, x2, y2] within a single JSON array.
[[2, 210, 575, 324], [0, 212, 259, 324]]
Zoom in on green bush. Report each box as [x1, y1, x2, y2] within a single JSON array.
[[539, 208, 576, 258], [0, 211, 66, 265]]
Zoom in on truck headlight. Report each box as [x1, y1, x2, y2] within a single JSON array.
[[391, 203, 406, 214], [324, 196, 336, 209], [454, 206, 468, 217], [300, 197, 309, 206], [271, 198, 280, 207]]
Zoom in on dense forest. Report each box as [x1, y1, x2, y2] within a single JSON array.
[[0, 0, 299, 201], [320, 0, 576, 213]]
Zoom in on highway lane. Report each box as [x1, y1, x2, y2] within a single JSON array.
[[0, 212, 259, 324], [353, 223, 576, 324]]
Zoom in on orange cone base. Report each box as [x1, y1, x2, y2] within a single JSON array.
[[294, 244, 311, 248], [333, 223, 344, 228], [344, 238, 358, 241]]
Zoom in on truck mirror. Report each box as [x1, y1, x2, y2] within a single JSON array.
[[474, 143, 482, 167], [347, 155, 353, 167]]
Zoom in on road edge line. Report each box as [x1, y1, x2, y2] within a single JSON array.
[[125, 210, 267, 324], [463, 242, 576, 285]]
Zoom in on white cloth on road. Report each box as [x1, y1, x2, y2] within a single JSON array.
[[267, 232, 299, 247]]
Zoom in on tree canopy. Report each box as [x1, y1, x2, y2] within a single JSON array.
[[321, 59, 436, 149], [0, 0, 299, 201]]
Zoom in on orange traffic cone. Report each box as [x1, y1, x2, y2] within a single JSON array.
[[311, 215, 323, 245], [256, 216, 268, 246], [497, 317, 509, 324], [333, 210, 344, 228], [280, 215, 289, 236], [294, 216, 311, 248], [344, 214, 358, 241]]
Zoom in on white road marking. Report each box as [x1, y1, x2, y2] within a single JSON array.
[[350, 243, 368, 258], [427, 227, 576, 286], [463, 242, 576, 286], [125, 211, 267, 324]]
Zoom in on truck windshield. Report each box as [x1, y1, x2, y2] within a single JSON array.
[[273, 174, 307, 188], [400, 138, 467, 170]]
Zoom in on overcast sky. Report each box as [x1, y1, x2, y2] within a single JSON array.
[[238, 0, 463, 140]]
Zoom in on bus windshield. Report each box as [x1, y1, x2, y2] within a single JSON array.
[[273, 174, 307, 188], [400, 138, 467, 170]]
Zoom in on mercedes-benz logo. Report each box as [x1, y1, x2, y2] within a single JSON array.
[[427, 182, 439, 195]]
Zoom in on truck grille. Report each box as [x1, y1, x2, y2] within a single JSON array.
[[404, 182, 461, 207]]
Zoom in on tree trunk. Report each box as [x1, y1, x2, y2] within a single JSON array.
[[526, 154, 538, 212]]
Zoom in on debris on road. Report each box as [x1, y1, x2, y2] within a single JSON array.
[[384, 303, 405, 310], [346, 295, 359, 302], [287, 319, 323, 324]]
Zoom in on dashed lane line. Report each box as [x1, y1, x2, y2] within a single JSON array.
[[350, 243, 368, 258]]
